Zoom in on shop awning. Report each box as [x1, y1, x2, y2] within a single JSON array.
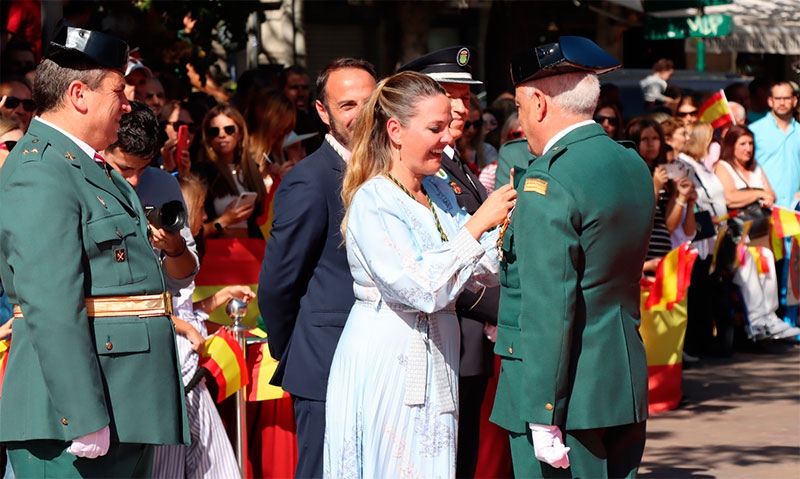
[[605, 0, 800, 54]]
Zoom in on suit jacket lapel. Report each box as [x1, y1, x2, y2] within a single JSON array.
[[444, 150, 484, 200]]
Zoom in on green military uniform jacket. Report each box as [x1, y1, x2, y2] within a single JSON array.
[[494, 138, 534, 192], [491, 123, 654, 433], [0, 120, 189, 445]]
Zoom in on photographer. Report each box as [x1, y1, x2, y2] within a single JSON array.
[[102, 101, 199, 287]]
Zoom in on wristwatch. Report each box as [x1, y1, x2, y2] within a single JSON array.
[[214, 221, 224, 232]]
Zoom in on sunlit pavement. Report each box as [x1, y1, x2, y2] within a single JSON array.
[[640, 340, 800, 479]]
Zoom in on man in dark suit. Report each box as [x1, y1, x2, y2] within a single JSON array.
[[0, 27, 188, 477], [491, 37, 654, 478], [399, 46, 499, 478], [258, 58, 376, 479]]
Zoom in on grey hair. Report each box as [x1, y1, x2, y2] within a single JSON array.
[[522, 71, 600, 117]]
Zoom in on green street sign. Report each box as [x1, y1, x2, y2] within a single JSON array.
[[643, 0, 733, 12], [644, 14, 734, 40]]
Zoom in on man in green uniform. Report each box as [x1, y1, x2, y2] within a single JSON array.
[[0, 27, 188, 477], [491, 36, 654, 478]]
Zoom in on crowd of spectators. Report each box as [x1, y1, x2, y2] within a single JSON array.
[[1, 4, 799, 477]]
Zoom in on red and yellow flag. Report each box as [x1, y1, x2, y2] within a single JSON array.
[[194, 238, 263, 327], [745, 246, 771, 275], [771, 206, 800, 239], [246, 341, 289, 402], [199, 327, 250, 403], [699, 90, 735, 129], [256, 177, 281, 240], [0, 338, 9, 396], [644, 243, 699, 311]]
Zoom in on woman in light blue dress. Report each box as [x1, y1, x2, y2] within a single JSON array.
[[324, 71, 517, 478]]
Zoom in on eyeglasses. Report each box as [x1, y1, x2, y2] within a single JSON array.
[[771, 96, 795, 102], [593, 114, 619, 126], [166, 121, 200, 134], [677, 110, 698, 117], [3, 96, 35, 112], [0, 141, 17, 151], [206, 125, 237, 138], [464, 119, 483, 129], [507, 129, 525, 140]]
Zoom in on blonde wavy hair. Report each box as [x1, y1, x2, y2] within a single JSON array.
[[683, 121, 714, 162], [340, 71, 446, 238]]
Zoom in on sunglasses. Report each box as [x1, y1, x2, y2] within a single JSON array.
[[677, 110, 698, 117], [507, 129, 525, 140], [0, 141, 17, 152], [166, 121, 200, 134], [3, 96, 35, 112], [464, 119, 483, 129], [206, 125, 237, 138], [593, 114, 619, 126]]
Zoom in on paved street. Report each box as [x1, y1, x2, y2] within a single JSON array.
[[640, 341, 800, 479]]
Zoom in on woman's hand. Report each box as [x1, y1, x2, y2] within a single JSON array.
[[220, 197, 256, 226], [466, 184, 517, 240], [653, 165, 668, 193], [221, 285, 255, 304], [185, 325, 205, 354], [160, 137, 179, 173], [758, 193, 774, 209], [675, 177, 696, 205]]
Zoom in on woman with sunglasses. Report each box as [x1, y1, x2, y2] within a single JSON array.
[[676, 95, 700, 125], [0, 117, 24, 169], [593, 101, 623, 140], [158, 100, 203, 176], [196, 105, 266, 239]]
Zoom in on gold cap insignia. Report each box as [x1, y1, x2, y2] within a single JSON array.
[[524, 178, 548, 195]]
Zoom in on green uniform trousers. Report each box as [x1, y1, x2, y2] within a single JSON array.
[[7, 441, 154, 478], [508, 421, 646, 479]]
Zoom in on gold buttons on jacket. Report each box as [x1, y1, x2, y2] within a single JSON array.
[[545, 403, 554, 411], [508, 347, 513, 354], [106, 342, 113, 351], [61, 418, 68, 425]]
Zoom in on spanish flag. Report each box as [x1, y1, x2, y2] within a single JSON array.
[[644, 243, 699, 311], [246, 341, 289, 402], [193, 238, 262, 328], [744, 246, 771, 275], [199, 327, 250, 403], [698, 90, 735, 129], [256, 178, 281, 240], [639, 288, 688, 414], [771, 205, 800, 239]]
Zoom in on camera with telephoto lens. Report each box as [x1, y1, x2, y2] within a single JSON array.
[[144, 200, 187, 233]]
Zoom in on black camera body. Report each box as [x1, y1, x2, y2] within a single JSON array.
[[144, 200, 187, 233]]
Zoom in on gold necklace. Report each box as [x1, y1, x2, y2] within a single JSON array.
[[386, 173, 448, 242]]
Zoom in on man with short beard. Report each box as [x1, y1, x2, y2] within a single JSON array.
[[749, 81, 800, 209], [258, 57, 376, 479]]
